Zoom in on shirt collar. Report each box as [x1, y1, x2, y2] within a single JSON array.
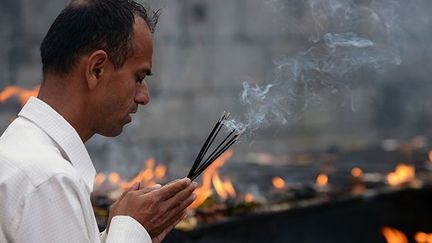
[[18, 97, 96, 192]]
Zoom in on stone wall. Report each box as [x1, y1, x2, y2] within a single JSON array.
[[1, 0, 432, 178]]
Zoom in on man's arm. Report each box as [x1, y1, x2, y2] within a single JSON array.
[[14, 174, 152, 243]]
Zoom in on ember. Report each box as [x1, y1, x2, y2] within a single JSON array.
[[386, 164, 416, 187], [272, 177, 286, 189], [315, 173, 328, 188]]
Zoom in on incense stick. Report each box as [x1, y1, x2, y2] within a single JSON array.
[[191, 136, 238, 181], [187, 111, 244, 181], [193, 129, 236, 175], [187, 112, 227, 178], [191, 129, 245, 181]]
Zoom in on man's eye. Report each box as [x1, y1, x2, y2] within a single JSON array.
[[136, 77, 144, 84]]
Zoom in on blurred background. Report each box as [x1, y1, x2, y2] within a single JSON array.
[[1, 0, 432, 242]]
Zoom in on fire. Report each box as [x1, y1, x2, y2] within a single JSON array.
[[155, 165, 167, 179], [429, 150, 432, 162], [415, 232, 432, 243], [316, 173, 328, 187], [94, 158, 168, 190], [108, 172, 121, 185], [212, 172, 237, 200], [386, 164, 415, 187], [381, 226, 408, 243], [0, 85, 40, 105], [382, 227, 432, 243], [272, 177, 286, 189], [120, 157, 166, 190], [190, 150, 233, 209], [351, 167, 363, 177], [244, 193, 255, 203], [95, 172, 106, 185]]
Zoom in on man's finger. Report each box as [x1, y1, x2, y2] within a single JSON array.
[[162, 193, 196, 221], [118, 182, 140, 200], [148, 178, 191, 201], [163, 182, 197, 211], [151, 213, 186, 243], [139, 184, 162, 194]]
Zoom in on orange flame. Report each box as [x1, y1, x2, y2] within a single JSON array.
[[222, 178, 237, 198], [429, 150, 432, 162], [212, 172, 237, 200], [381, 227, 408, 243], [120, 157, 167, 190], [387, 164, 415, 187], [212, 172, 228, 200], [351, 167, 363, 177], [155, 165, 167, 179], [0, 86, 40, 105], [189, 150, 233, 209], [415, 232, 432, 243], [108, 172, 121, 185], [272, 177, 286, 189], [316, 173, 328, 187], [95, 172, 106, 185], [244, 193, 255, 203]]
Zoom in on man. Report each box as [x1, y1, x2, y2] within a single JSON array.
[[0, 0, 197, 242]]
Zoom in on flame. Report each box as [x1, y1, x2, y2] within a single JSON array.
[[212, 172, 236, 200], [272, 176, 286, 189], [212, 172, 228, 200], [0, 86, 40, 105], [108, 172, 121, 185], [386, 164, 415, 187], [120, 157, 167, 190], [429, 150, 432, 162], [189, 150, 233, 209], [244, 193, 255, 203], [415, 232, 432, 243], [155, 165, 167, 179], [381, 227, 408, 243], [222, 178, 237, 198], [351, 167, 363, 177], [95, 172, 106, 185], [316, 173, 328, 187]]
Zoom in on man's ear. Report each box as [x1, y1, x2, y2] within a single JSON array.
[[86, 50, 109, 90]]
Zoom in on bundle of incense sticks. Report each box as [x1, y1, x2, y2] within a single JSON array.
[[187, 111, 245, 181]]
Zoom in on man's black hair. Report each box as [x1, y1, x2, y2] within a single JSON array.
[[40, 0, 159, 76]]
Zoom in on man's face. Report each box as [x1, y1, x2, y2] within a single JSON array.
[[95, 17, 153, 137]]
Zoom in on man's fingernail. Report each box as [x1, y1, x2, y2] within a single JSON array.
[[192, 182, 198, 187], [192, 193, 197, 200], [151, 184, 162, 189]]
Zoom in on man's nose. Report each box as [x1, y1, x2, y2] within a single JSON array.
[[134, 82, 150, 105]]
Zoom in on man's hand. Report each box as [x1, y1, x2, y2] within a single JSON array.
[[108, 178, 197, 239]]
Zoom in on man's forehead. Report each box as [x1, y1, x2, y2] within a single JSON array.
[[131, 18, 153, 56]]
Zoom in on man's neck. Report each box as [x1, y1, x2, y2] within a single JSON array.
[[37, 75, 95, 142]]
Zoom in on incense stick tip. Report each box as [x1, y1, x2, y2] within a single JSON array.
[[220, 111, 227, 121]]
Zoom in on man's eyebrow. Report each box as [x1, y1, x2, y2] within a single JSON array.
[[146, 69, 153, 76]]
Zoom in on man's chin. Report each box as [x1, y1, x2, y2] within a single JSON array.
[[98, 127, 124, 137]]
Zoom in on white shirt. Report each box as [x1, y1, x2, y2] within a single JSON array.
[[0, 97, 152, 243]]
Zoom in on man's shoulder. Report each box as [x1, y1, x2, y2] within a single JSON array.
[[0, 117, 79, 188]]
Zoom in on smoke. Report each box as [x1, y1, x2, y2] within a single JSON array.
[[225, 0, 403, 135]]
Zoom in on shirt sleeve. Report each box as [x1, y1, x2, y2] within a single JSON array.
[[105, 216, 152, 243], [15, 174, 96, 242], [14, 173, 152, 243]]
